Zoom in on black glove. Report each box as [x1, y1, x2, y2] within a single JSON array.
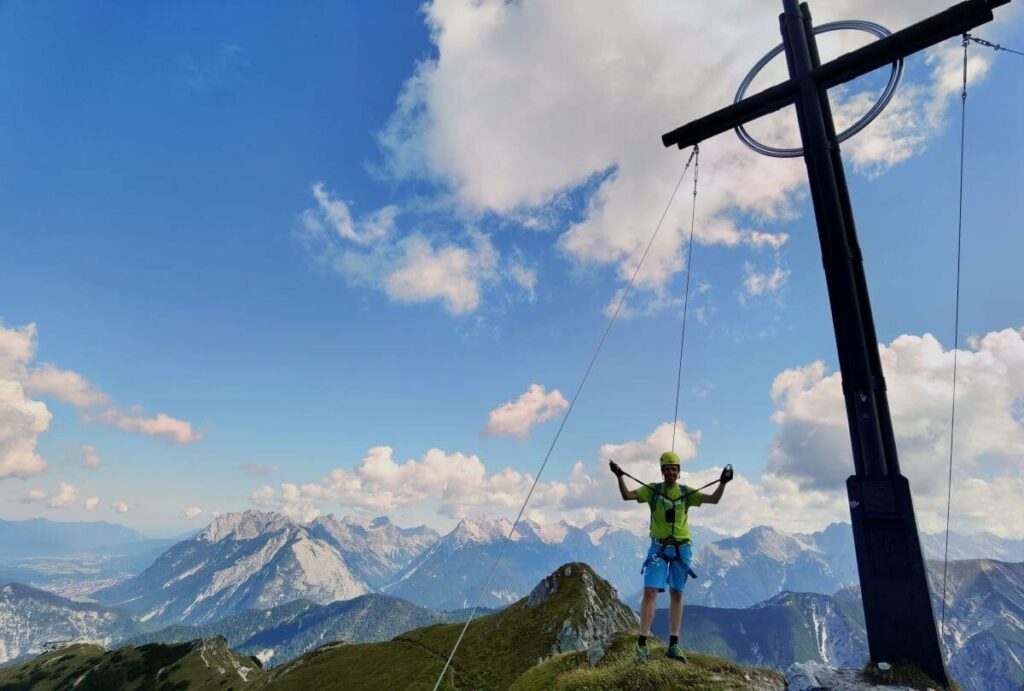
[[609, 460, 624, 478], [720, 464, 734, 484]]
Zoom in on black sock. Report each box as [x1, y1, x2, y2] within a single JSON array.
[[638, 635, 647, 647], [670, 635, 679, 646]]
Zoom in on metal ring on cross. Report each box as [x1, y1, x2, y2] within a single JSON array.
[[734, 20, 905, 158]]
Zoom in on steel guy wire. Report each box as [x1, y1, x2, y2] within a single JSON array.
[[431, 147, 699, 691]]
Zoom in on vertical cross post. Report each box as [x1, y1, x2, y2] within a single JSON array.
[[779, 1, 946, 684], [660, 0, 1012, 685]]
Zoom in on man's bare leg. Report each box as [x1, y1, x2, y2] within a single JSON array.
[[669, 590, 684, 636], [640, 587, 659, 636]]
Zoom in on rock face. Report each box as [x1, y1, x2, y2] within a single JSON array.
[[785, 662, 914, 691], [306, 514, 438, 590], [93, 510, 370, 626], [931, 559, 1024, 691], [383, 514, 653, 610], [525, 563, 638, 665], [0, 582, 142, 665], [688, 525, 859, 608]]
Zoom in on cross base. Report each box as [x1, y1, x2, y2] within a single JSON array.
[[848, 475, 948, 687]]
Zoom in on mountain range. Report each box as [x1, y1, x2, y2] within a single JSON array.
[[92, 511, 437, 627], [3, 511, 1024, 689], [0, 563, 788, 690]]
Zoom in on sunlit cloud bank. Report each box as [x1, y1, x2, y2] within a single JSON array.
[[252, 326, 1024, 539], [0, 320, 202, 480], [300, 0, 987, 314]]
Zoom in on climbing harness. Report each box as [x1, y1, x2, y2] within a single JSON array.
[[612, 464, 734, 582], [641, 540, 699, 582]]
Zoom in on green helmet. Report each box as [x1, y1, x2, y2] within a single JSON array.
[[659, 451, 681, 467]]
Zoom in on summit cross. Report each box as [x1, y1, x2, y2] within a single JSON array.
[[662, 0, 1013, 685]]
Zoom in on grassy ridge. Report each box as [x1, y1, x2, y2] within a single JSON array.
[[0, 639, 263, 691], [512, 633, 785, 690]]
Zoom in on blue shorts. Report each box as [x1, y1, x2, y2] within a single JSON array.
[[642, 541, 693, 593]]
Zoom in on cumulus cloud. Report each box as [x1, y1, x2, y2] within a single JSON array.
[[765, 328, 1024, 536], [0, 322, 50, 479], [250, 484, 277, 507], [180, 506, 203, 520], [111, 501, 129, 514], [385, 232, 499, 313], [0, 379, 51, 479], [747, 231, 789, 250], [81, 445, 101, 469], [376, 0, 981, 299], [304, 183, 398, 246], [483, 384, 568, 439], [299, 183, 523, 315], [253, 445, 567, 520], [742, 262, 790, 298], [0, 321, 201, 450], [84, 496, 100, 510], [22, 482, 78, 509]]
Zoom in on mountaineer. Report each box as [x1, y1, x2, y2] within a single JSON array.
[[609, 451, 732, 663]]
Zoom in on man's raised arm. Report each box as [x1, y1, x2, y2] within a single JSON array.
[[610, 461, 638, 501], [700, 465, 733, 505]]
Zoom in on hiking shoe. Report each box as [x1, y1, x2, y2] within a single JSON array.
[[633, 644, 649, 664], [666, 644, 688, 663]]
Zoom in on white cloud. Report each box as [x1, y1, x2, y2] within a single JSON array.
[[23, 365, 110, 408], [507, 261, 537, 302], [0, 321, 201, 449], [305, 182, 397, 246], [385, 232, 499, 314], [742, 262, 790, 297], [111, 501, 129, 514], [0, 322, 50, 479], [747, 231, 789, 250], [483, 384, 568, 439], [84, 496, 100, 510], [81, 445, 101, 469], [180, 506, 203, 520], [254, 445, 567, 520], [599, 421, 700, 479], [373, 0, 988, 300], [91, 409, 202, 444], [299, 183, 521, 315], [765, 328, 1024, 536], [22, 482, 78, 509], [0, 379, 50, 479], [248, 321, 1024, 539], [250, 484, 277, 507], [0, 322, 36, 376]]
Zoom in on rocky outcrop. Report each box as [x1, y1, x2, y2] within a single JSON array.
[[526, 563, 638, 665]]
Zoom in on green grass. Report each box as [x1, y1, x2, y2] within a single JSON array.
[[511, 633, 785, 690], [862, 659, 961, 690], [0, 638, 264, 691]]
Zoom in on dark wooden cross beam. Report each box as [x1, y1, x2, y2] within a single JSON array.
[[663, 0, 1011, 685]]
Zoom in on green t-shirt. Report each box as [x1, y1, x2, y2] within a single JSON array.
[[636, 483, 703, 542]]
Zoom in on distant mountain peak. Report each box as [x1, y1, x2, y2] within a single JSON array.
[[198, 510, 296, 544]]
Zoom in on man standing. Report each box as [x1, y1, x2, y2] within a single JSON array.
[[609, 451, 732, 663]]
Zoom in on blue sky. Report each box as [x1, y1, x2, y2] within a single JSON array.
[[1, 0, 1022, 538]]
